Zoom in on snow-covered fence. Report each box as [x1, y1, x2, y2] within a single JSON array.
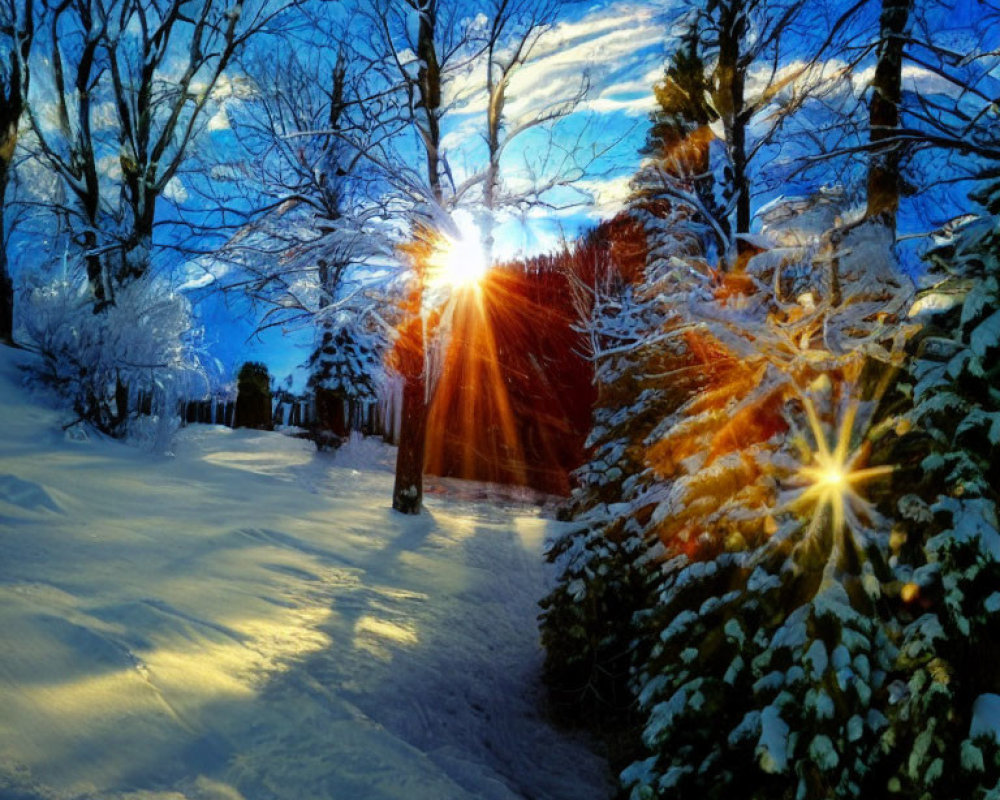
[[180, 397, 236, 427], [173, 390, 392, 443]]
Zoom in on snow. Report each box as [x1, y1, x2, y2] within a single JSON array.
[[756, 705, 789, 773], [971, 694, 1000, 743], [0, 346, 610, 800]]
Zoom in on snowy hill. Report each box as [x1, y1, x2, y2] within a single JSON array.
[[0, 345, 610, 800]]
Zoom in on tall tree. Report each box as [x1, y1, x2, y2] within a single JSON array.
[[634, 21, 722, 258], [0, 0, 33, 342], [651, 0, 816, 267], [29, 0, 291, 308], [371, 0, 595, 512], [709, 0, 752, 241], [27, 0, 109, 306], [392, 0, 440, 514], [866, 0, 913, 230], [364, 0, 466, 514], [475, 0, 588, 263]]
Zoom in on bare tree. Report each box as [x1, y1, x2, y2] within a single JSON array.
[[473, 0, 589, 262], [216, 21, 400, 438], [364, 0, 605, 512], [872, 0, 1000, 221], [786, 1, 1000, 233], [28, 0, 293, 309], [0, 0, 33, 342], [389, 0, 442, 515], [26, 0, 110, 305], [108, 0, 294, 283], [359, 0, 478, 514], [646, 0, 870, 266]]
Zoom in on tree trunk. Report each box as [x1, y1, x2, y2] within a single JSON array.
[[0, 157, 13, 344], [714, 0, 749, 261], [0, 261, 12, 344], [392, 307, 427, 514], [0, 0, 31, 344], [392, 0, 441, 515], [483, 59, 504, 265], [867, 0, 912, 230], [415, 0, 442, 204], [316, 387, 349, 439]]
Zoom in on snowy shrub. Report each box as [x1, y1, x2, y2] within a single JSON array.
[[306, 310, 384, 440], [307, 312, 383, 402], [20, 268, 207, 449]]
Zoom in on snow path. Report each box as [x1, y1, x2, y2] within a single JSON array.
[[0, 348, 611, 800]]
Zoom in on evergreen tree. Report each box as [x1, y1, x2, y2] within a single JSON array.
[[540, 32, 723, 744], [876, 182, 1000, 797], [540, 284, 669, 734], [307, 314, 382, 439], [635, 21, 720, 253]]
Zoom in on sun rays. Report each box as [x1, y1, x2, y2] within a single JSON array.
[[786, 390, 894, 548]]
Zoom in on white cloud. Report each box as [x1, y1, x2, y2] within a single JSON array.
[[207, 106, 231, 132], [577, 173, 634, 217], [581, 95, 657, 115], [163, 177, 188, 203], [445, 1, 666, 125]]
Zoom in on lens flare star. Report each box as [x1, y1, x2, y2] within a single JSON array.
[[786, 391, 894, 541]]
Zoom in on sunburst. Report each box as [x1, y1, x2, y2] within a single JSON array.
[[786, 391, 894, 543], [425, 211, 488, 294]]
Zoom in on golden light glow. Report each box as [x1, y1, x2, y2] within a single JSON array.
[[901, 582, 920, 603], [790, 394, 894, 538], [424, 268, 528, 486], [818, 466, 847, 488], [426, 212, 488, 292]]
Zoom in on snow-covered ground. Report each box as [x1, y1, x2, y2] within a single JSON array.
[[0, 346, 611, 800]]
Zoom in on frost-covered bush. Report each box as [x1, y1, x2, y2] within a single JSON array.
[[20, 268, 207, 448]]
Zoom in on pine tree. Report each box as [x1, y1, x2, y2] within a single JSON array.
[[876, 184, 1000, 798], [307, 314, 382, 440], [611, 200, 912, 799], [540, 35, 724, 735], [540, 284, 670, 733]]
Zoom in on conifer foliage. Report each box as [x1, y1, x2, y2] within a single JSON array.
[[306, 314, 383, 439], [877, 191, 1000, 798], [542, 34, 1000, 793]]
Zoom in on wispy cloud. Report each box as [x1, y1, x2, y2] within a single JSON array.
[[446, 2, 666, 124]]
